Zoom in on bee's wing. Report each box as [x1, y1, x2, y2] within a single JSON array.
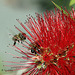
[[6, 27, 16, 36], [9, 29, 16, 35]]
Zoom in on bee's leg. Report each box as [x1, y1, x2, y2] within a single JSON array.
[[21, 41, 23, 44], [13, 41, 16, 46], [35, 51, 37, 54], [31, 48, 35, 53], [18, 40, 20, 43], [37, 49, 40, 53], [24, 37, 26, 40]]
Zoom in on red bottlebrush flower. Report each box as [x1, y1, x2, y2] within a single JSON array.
[[4, 8, 75, 75]]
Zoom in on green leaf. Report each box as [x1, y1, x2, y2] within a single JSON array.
[[51, 0, 68, 15], [51, 0, 61, 10], [69, 0, 75, 6]]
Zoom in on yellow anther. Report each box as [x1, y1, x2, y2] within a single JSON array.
[[50, 53, 53, 56], [67, 58, 70, 60], [36, 54, 37, 56], [55, 55, 58, 57], [40, 47, 44, 49], [72, 44, 74, 48]]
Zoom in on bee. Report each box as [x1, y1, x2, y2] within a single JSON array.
[[30, 42, 40, 54], [12, 33, 26, 46]]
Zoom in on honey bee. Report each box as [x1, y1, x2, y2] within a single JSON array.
[[30, 42, 40, 54], [12, 33, 26, 46]]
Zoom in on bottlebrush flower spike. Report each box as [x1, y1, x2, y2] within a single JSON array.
[[5, 8, 75, 75]]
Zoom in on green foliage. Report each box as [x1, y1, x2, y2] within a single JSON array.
[[69, 0, 75, 6], [51, 0, 71, 10], [51, 0, 68, 15], [39, 0, 73, 11]]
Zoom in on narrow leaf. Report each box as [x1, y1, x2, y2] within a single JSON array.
[[51, 0, 68, 15], [69, 0, 75, 6]]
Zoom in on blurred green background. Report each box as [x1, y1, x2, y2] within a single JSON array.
[[0, 0, 75, 74]]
